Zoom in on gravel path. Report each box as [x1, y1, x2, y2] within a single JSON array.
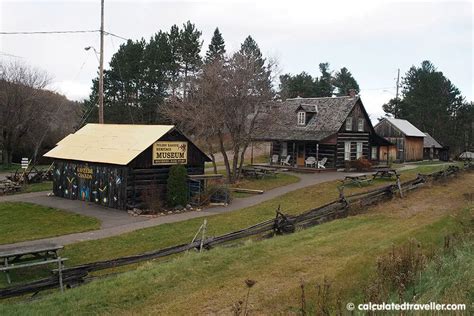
[[0, 171, 349, 249]]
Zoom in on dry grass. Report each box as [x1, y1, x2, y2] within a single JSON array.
[[1, 172, 471, 315]]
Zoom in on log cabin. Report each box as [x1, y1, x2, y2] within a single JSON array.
[[44, 124, 210, 210], [254, 93, 391, 169], [374, 118, 425, 162]]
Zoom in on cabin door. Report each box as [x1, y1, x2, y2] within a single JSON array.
[[297, 143, 305, 167]]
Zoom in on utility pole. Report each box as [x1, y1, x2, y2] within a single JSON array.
[[395, 68, 400, 100], [394, 68, 400, 119], [98, 0, 105, 124]]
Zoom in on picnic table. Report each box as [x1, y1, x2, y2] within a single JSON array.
[[241, 166, 278, 179], [342, 173, 373, 187], [372, 168, 398, 180], [0, 243, 67, 290]]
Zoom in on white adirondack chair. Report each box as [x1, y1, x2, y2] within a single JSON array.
[[317, 157, 328, 169], [271, 155, 279, 164], [305, 156, 316, 168], [280, 155, 291, 166]]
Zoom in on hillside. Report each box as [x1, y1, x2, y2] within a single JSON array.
[[1, 171, 472, 315]]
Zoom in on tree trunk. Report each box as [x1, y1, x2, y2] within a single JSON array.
[[206, 141, 218, 174], [218, 131, 232, 183]]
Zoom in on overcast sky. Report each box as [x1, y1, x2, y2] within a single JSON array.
[[1, 0, 472, 121]]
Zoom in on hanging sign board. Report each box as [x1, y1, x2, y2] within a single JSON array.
[[152, 141, 188, 165]]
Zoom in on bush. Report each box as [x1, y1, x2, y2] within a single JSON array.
[[352, 157, 372, 171], [166, 165, 188, 207]]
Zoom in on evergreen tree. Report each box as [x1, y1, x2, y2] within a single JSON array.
[[382, 60, 466, 150], [166, 165, 189, 207], [313, 62, 333, 97], [205, 27, 226, 63], [239, 35, 265, 69], [279, 72, 316, 99], [333, 67, 360, 96], [179, 21, 203, 98]]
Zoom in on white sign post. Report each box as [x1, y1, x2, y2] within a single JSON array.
[[21, 158, 29, 169]]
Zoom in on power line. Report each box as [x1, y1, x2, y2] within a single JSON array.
[[0, 30, 99, 35]]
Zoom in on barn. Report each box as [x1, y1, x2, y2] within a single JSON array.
[[44, 124, 210, 210], [374, 118, 425, 162]]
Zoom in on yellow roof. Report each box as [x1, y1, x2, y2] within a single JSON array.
[[44, 124, 175, 165]]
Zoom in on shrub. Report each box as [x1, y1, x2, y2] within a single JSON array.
[[352, 157, 372, 171], [166, 165, 188, 207]]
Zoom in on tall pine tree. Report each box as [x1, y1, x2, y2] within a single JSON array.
[[333, 67, 360, 96], [205, 27, 226, 63], [179, 21, 202, 99]]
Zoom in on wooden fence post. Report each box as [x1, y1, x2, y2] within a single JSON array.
[[396, 175, 403, 198]]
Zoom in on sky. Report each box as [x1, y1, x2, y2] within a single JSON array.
[[0, 0, 472, 122]]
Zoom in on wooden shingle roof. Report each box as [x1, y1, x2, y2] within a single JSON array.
[[256, 96, 359, 141]]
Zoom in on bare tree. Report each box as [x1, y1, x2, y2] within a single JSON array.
[[163, 51, 275, 183], [0, 61, 80, 165]]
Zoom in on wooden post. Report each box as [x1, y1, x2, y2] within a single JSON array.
[[57, 257, 64, 293], [199, 219, 207, 253], [316, 143, 319, 169], [396, 175, 403, 198], [3, 258, 11, 284]]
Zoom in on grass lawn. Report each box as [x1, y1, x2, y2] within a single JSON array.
[[0, 170, 471, 314], [230, 172, 300, 198], [0, 202, 100, 245], [205, 154, 269, 169], [21, 181, 53, 193]]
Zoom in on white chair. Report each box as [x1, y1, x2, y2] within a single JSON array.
[[280, 155, 291, 166], [271, 155, 279, 164], [317, 157, 328, 169], [305, 156, 316, 168]]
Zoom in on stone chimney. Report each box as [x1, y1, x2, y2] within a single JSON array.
[[348, 89, 357, 97]]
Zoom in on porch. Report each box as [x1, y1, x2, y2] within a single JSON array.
[[269, 141, 336, 169]]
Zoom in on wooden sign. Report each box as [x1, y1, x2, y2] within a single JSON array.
[[77, 166, 93, 180], [152, 141, 188, 165], [21, 158, 29, 169]]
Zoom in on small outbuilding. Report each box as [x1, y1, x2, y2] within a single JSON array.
[[374, 118, 425, 162], [44, 124, 210, 210], [423, 133, 448, 161]]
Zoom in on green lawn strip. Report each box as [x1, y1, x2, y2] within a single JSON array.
[[21, 181, 53, 193], [0, 202, 100, 245], [0, 207, 466, 315]]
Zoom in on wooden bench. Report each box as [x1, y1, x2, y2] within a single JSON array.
[[372, 168, 398, 180], [342, 174, 373, 187], [0, 243, 67, 291]]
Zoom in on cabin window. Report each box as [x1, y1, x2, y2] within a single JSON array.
[[356, 142, 363, 159], [358, 118, 364, 132], [344, 141, 351, 160], [345, 117, 352, 131], [371, 146, 377, 160], [297, 111, 306, 126]]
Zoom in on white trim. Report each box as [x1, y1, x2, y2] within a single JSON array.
[[297, 111, 306, 126], [356, 142, 363, 159], [344, 141, 351, 160], [345, 117, 352, 131]]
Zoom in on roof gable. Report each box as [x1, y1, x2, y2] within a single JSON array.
[[423, 133, 443, 148], [381, 118, 425, 137], [44, 124, 176, 165]]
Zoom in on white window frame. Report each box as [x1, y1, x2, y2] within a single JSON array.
[[356, 142, 363, 159], [297, 111, 306, 126], [345, 117, 352, 131], [371, 146, 378, 160], [358, 118, 364, 132], [344, 141, 351, 161]]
